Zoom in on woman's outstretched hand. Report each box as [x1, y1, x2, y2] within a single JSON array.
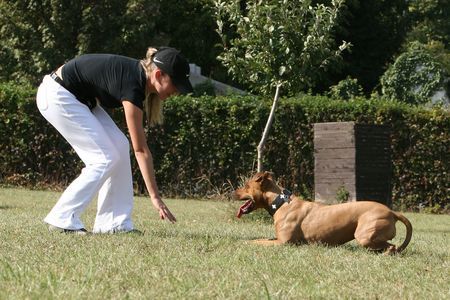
[[152, 198, 177, 223], [158, 204, 177, 223]]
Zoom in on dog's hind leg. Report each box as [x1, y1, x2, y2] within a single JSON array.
[[356, 234, 397, 253], [366, 241, 397, 255], [355, 220, 397, 254]]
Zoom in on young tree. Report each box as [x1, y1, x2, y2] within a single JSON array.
[[214, 0, 350, 171]]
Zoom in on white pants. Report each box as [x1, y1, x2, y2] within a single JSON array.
[[36, 75, 134, 233]]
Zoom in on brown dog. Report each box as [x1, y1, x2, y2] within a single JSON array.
[[234, 172, 412, 254]]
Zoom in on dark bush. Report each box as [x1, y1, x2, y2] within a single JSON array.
[[0, 81, 82, 186]]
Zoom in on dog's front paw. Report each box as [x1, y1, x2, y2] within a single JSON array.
[[250, 238, 283, 246]]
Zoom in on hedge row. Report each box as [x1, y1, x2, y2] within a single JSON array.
[[0, 81, 448, 210]]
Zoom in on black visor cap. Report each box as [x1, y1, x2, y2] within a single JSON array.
[[153, 47, 193, 95]]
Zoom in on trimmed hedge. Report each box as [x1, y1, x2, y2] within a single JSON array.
[[1, 82, 449, 210], [0, 82, 78, 187]]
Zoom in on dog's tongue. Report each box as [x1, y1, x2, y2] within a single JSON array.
[[237, 199, 254, 218]]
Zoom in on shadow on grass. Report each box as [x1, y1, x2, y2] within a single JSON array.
[[0, 205, 14, 210]]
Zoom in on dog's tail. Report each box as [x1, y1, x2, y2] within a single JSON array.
[[394, 212, 413, 253]]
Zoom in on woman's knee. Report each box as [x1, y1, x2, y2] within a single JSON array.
[[105, 138, 129, 170], [99, 149, 120, 173]]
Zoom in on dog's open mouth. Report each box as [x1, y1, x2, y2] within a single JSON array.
[[236, 199, 254, 218]]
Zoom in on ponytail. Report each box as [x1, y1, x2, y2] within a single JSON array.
[[141, 47, 163, 126]]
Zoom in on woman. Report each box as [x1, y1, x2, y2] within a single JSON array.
[[36, 47, 193, 234]]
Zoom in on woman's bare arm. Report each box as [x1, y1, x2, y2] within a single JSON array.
[[123, 101, 176, 223]]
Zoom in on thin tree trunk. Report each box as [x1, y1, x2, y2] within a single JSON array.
[[257, 84, 282, 172]]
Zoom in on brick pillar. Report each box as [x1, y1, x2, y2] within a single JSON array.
[[314, 122, 392, 207]]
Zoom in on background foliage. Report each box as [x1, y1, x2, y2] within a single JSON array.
[[328, 77, 363, 100], [1, 0, 448, 98], [0, 0, 160, 84], [406, 0, 450, 48], [1, 83, 448, 210], [381, 45, 446, 105], [329, 0, 410, 94]]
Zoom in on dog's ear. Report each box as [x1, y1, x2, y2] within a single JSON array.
[[263, 171, 274, 180], [254, 172, 264, 182], [255, 171, 274, 183]]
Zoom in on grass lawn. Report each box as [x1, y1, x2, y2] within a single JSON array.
[[0, 187, 449, 299]]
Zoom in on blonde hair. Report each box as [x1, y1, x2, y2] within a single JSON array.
[[141, 47, 163, 126]]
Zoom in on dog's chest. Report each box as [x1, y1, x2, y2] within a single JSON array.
[[273, 205, 309, 242]]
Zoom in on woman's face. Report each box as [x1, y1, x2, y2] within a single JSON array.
[[150, 69, 178, 100]]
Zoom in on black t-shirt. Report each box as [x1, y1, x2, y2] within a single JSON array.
[[61, 54, 146, 109]]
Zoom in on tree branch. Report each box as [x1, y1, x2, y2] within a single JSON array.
[[257, 84, 282, 172]]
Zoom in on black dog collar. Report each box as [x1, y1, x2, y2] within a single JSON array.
[[268, 189, 292, 216]]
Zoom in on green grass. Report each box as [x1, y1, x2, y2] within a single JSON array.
[[1, 187, 449, 299]]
